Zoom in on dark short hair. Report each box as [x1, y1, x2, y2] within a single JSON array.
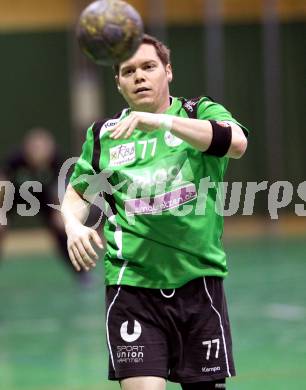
[[114, 34, 171, 75]]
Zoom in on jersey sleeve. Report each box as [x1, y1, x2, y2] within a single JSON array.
[[69, 125, 96, 195], [197, 97, 249, 137]]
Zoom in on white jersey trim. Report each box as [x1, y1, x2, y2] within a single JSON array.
[[117, 261, 129, 285], [106, 286, 121, 370], [108, 214, 129, 284], [203, 277, 231, 377], [160, 289, 176, 298], [99, 108, 130, 138]]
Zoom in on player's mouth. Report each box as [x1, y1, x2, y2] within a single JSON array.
[[134, 87, 151, 94]]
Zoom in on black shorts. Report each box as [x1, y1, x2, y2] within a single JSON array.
[[105, 277, 235, 384]]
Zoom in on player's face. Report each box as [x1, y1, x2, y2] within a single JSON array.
[[116, 43, 173, 113]]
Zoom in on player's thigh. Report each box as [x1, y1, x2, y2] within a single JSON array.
[[106, 286, 169, 380], [120, 376, 166, 390], [168, 277, 235, 383]]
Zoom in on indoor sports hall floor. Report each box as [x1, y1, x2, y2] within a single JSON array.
[[1, 235, 305, 390]]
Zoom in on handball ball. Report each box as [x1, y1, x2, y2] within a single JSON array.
[[77, 0, 144, 66]]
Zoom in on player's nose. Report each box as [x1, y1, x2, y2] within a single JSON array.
[[134, 68, 145, 83]]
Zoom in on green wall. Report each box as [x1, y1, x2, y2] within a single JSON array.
[[0, 30, 71, 159]]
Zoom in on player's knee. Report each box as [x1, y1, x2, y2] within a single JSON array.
[[181, 378, 226, 390], [120, 376, 166, 390]]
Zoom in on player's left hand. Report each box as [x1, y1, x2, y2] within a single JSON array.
[[109, 111, 161, 139]]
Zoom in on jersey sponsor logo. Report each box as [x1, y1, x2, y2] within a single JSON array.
[[125, 164, 184, 190], [120, 320, 142, 342], [125, 183, 197, 216], [109, 142, 136, 167], [121, 152, 193, 195], [164, 131, 183, 147]]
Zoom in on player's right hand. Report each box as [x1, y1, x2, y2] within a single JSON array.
[[65, 222, 104, 272]]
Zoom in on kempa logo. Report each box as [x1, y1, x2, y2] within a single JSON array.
[[202, 366, 221, 373], [120, 320, 142, 343]]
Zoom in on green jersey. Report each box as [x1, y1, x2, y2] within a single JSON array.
[[70, 96, 248, 288]]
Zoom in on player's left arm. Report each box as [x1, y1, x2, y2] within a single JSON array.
[[162, 116, 247, 159], [109, 111, 247, 159]]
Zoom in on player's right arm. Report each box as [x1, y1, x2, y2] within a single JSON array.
[[61, 183, 103, 272]]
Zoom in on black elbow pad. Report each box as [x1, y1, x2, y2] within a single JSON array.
[[205, 120, 232, 157]]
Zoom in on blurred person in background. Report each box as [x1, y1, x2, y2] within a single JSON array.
[[62, 34, 249, 390], [0, 127, 91, 286]]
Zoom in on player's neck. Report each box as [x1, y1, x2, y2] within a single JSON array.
[[156, 95, 172, 113], [131, 95, 172, 114]]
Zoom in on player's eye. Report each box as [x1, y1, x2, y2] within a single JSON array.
[[144, 63, 156, 70], [122, 68, 134, 76]]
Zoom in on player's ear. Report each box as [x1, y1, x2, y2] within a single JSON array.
[[115, 75, 122, 93], [165, 64, 173, 83]]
